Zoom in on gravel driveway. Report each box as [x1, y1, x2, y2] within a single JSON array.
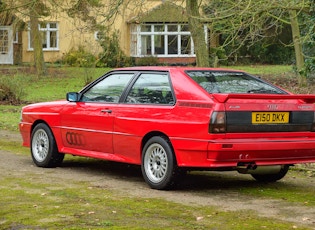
[[1, 130, 315, 228]]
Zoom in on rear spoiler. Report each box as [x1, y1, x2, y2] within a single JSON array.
[[212, 93, 315, 104]]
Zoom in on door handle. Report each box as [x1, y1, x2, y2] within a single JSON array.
[[101, 109, 112, 113]]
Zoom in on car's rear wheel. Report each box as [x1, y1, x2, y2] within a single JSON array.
[[141, 136, 178, 190], [251, 165, 289, 182], [31, 123, 64, 168]]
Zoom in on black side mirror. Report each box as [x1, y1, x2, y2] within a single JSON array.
[[66, 92, 79, 102]]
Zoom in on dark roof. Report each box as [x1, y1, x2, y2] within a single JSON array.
[[128, 1, 188, 23]]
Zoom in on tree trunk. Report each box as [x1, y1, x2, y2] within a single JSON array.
[[289, 10, 306, 86], [186, 0, 210, 67], [29, 3, 46, 76]]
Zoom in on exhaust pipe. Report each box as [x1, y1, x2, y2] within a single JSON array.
[[237, 162, 282, 175]]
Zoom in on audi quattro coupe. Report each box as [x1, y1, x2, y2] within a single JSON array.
[[19, 67, 315, 190]]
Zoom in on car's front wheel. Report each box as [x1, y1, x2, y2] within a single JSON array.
[[31, 123, 64, 168], [141, 136, 178, 190], [251, 165, 290, 182]]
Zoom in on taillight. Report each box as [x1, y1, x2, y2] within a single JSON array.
[[209, 111, 226, 133]]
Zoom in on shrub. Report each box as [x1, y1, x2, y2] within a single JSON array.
[[96, 30, 134, 67], [62, 46, 96, 67], [0, 76, 26, 104], [135, 56, 159, 66]]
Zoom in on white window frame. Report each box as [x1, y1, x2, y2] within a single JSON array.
[[28, 22, 59, 51], [130, 23, 197, 58]]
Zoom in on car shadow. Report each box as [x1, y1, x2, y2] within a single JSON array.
[[61, 157, 143, 180], [175, 171, 261, 191], [60, 156, 288, 191]]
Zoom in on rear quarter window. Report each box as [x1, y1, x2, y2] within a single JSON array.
[[125, 73, 175, 105]]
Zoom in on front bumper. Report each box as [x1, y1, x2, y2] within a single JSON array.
[[19, 122, 32, 147]]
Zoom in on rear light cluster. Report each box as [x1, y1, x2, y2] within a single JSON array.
[[209, 111, 226, 133]]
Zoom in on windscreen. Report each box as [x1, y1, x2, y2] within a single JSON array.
[[185, 71, 287, 94]]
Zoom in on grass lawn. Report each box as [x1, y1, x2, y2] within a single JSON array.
[[0, 67, 110, 131], [1, 170, 308, 230]]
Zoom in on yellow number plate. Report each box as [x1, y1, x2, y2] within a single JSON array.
[[252, 112, 289, 124]]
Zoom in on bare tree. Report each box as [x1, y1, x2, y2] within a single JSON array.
[[2, 0, 102, 75], [2, 0, 49, 75], [290, 9, 306, 86], [200, 0, 312, 86], [28, 0, 48, 76], [186, 0, 210, 67]]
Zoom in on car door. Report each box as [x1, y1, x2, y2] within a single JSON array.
[[60, 72, 135, 154], [113, 71, 176, 162]]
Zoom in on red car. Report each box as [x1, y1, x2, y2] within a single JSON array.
[[19, 67, 315, 189]]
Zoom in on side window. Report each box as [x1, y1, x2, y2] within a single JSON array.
[[126, 73, 174, 105], [82, 73, 134, 102]]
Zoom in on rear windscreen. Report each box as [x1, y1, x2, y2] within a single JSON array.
[[185, 71, 287, 94]]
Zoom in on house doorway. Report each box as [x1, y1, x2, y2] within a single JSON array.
[[0, 26, 13, 64]]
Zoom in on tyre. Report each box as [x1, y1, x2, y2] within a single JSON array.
[[141, 136, 178, 190], [251, 165, 290, 182], [31, 123, 64, 168]]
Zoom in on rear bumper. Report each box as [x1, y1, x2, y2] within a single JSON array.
[[172, 136, 315, 168], [207, 138, 315, 166]]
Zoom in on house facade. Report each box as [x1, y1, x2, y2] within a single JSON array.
[[1, 0, 202, 66]]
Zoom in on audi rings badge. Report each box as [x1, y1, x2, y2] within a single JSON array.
[[66, 132, 85, 146]]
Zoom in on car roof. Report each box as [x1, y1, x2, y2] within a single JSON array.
[[115, 66, 244, 73]]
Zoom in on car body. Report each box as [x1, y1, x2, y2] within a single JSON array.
[[19, 67, 315, 189]]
